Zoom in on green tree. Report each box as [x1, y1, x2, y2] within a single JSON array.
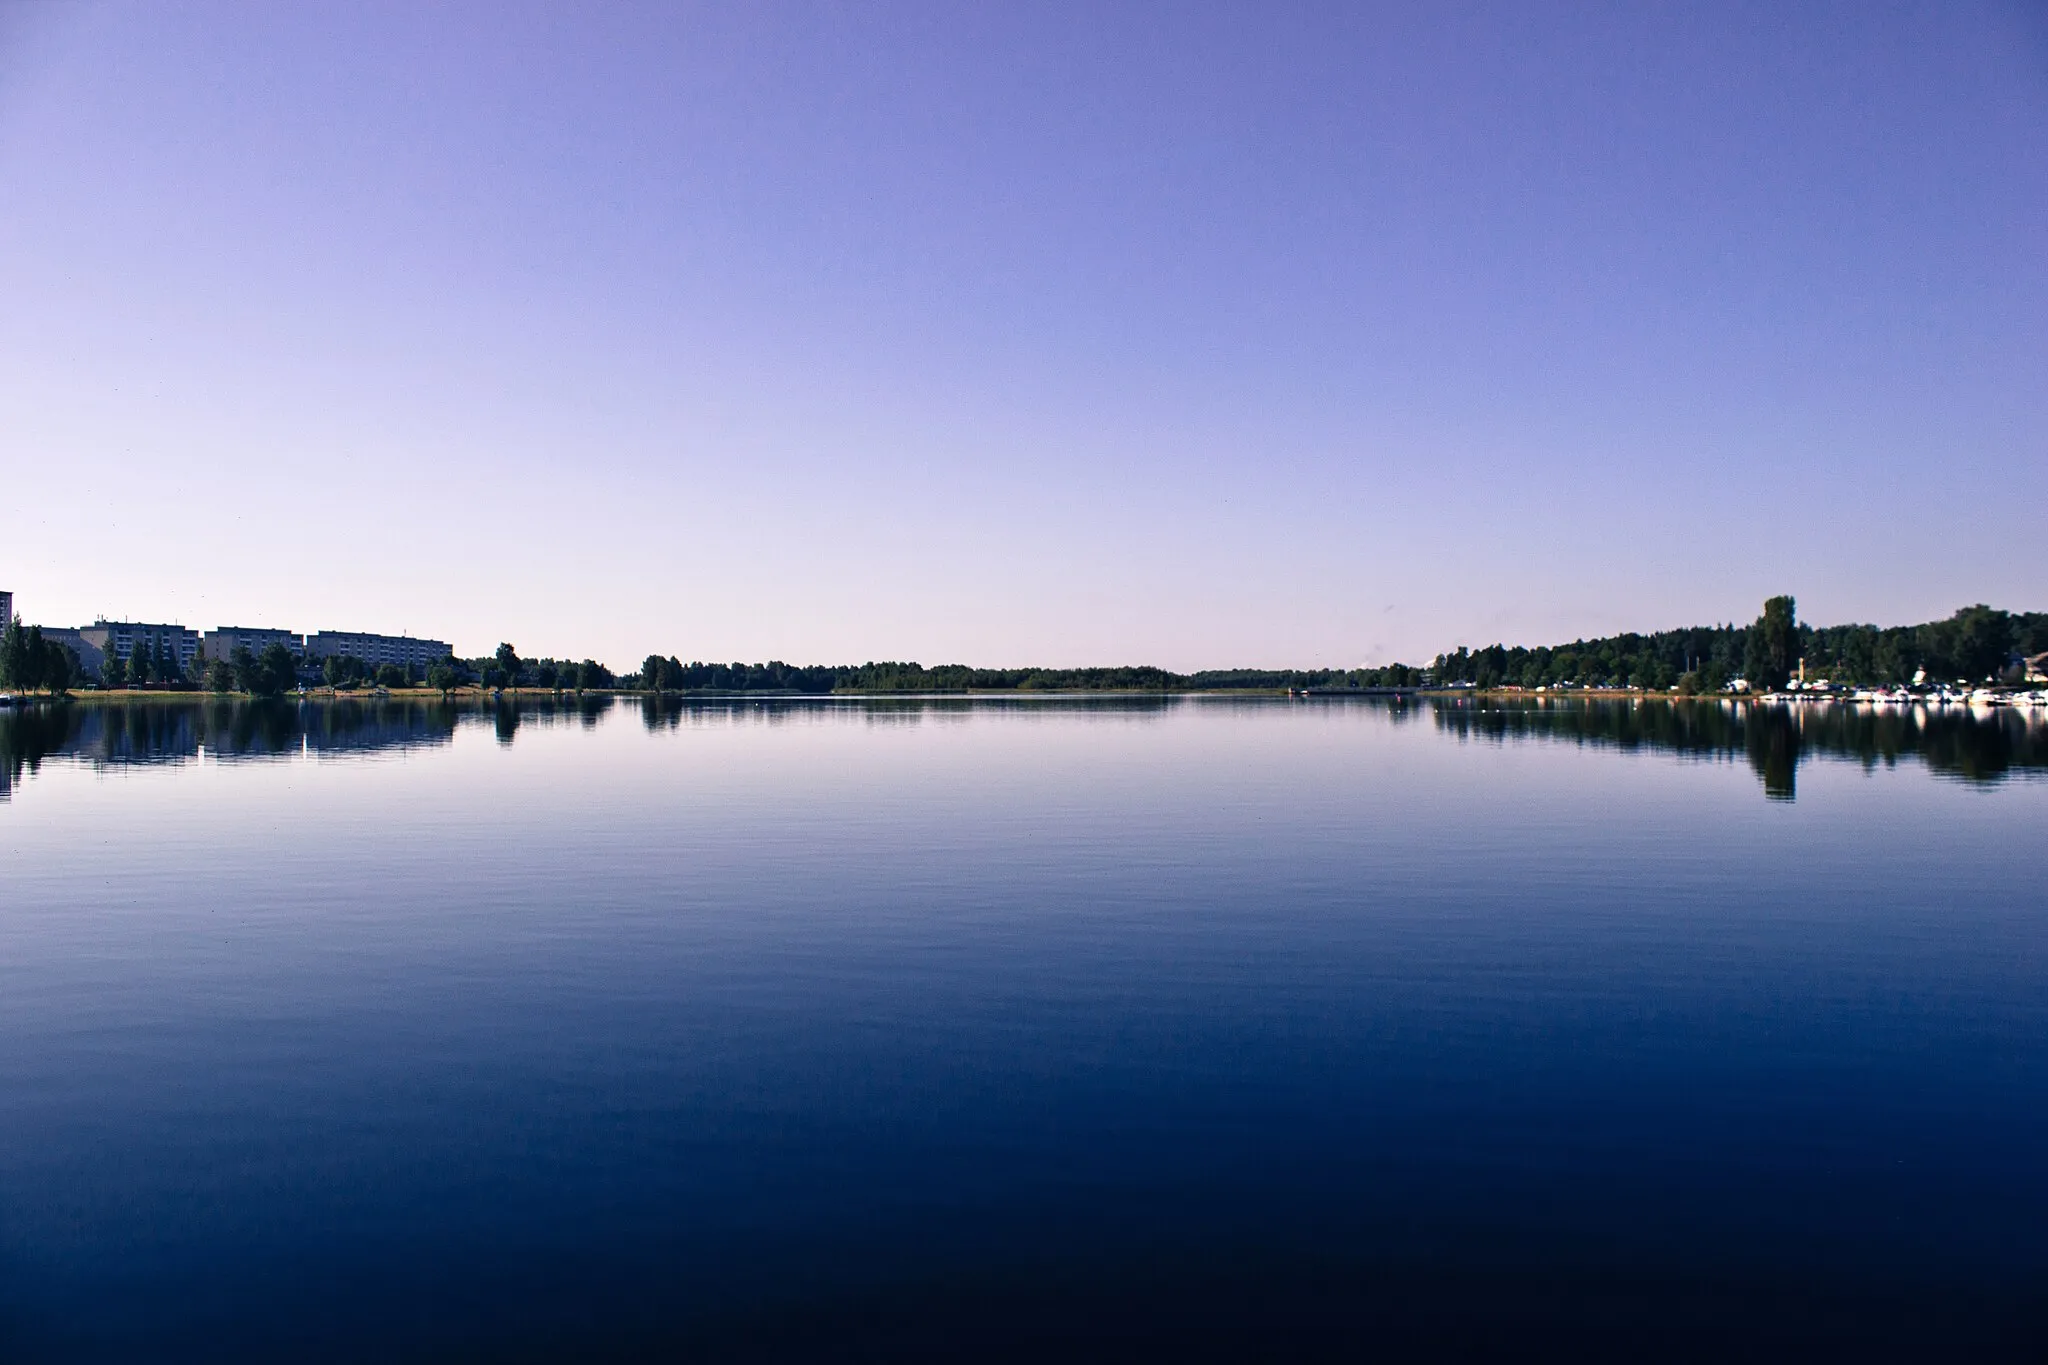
[[0, 618, 24, 689], [1744, 595, 1797, 692], [128, 642, 153, 687], [375, 664, 407, 689], [206, 657, 236, 693], [45, 642, 80, 694], [641, 654, 665, 692], [230, 646, 259, 694], [426, 659, 458, 697], [251, 642, 297, 699], [101, 648, 127, 689], [1947, 604, 2014, 682], [20, 627, 48, 692], [494, 643, 521, 690]]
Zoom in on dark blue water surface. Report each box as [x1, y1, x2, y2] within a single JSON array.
[[2, 696, 2044, 1360]]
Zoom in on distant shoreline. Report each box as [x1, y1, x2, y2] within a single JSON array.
[[13, 685, 2016, 705]]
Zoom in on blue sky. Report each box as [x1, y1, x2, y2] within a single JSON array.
[[1, 1, 2042, 668]]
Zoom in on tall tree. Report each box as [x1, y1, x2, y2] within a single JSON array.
[[253, 642, 297, 699], [20, 627, 47, 692], [1947, 604, 2014, 682], [1744, 596, 1797, 691], [43, 642, 79, 694], [0, 618, 24, 689]]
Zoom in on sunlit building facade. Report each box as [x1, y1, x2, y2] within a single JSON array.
[[203, 626, 305, 661], [303, 631, 452, 670], [80, 621, 202, 674]]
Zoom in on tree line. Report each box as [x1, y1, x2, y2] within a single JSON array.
[[201, 643, 619, 698], [632, 655, 1432, 694], [426, 644, 618, 697], [0, 621, 84, 694], [12, 631, 618, 701], [1430, 599, 2047, 692], [628, 598, 2042, 697], [14, 597, 2039, 702]]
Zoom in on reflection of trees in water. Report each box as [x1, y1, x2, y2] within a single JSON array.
[[636, 694, 1184, 733], [9, 695, 2041, 802], [0, 700, 468, 795], [477, 695, 614, 744], [1747, 709, 1800, 801], [0, 704, 86, 799], [1433, 698, 2048, 799]]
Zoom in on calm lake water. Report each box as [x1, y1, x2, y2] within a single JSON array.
[[2, 696, 2045, 1360]]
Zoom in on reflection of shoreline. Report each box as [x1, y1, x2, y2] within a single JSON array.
[[6, 695, 2041, 804], [635, 693, 1183, 733], [1432, 696, 2048, 799], [0, 699, 471, 796], [0, 697, 628, 795]]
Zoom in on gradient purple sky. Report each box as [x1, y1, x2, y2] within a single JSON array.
[[2, 2, 2043, 668]]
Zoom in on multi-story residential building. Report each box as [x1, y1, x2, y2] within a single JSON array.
[[203, 626, 305, 661], [0, 589, 12, 632], [303, 630, 452, 671], [79, 621, 202, 675], [37, 627, 103, 676]]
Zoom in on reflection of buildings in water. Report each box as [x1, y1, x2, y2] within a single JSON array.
[[295, 701, 461, 757], [8, 695, 2043, 804], [0, 702, 464, 795], [0, 699, 635, 793]]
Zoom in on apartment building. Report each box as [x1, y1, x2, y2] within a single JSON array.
[[303, 631, 452, 670], [203, 626, 305, 661], [80, 620, 202, 674], [37, 627, 103, 675]]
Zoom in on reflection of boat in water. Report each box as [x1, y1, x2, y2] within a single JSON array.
[[0, 693, 15, 708]]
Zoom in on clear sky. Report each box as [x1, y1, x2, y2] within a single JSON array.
[[1, 1, 2043, 669]]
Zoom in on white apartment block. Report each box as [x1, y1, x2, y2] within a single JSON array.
[[81, 620, 202, 673], [303, 631, 453, 670], [203, 626, 305, 660]]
